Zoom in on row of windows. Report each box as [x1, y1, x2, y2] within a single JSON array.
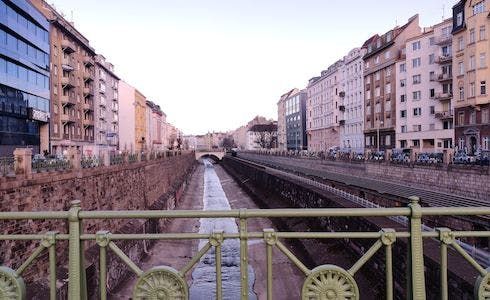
[[0, 84, 48, 113], [0, 1, 49, 43], [457, 109, 490, 125], [457, 81, 487, 100], [0, 57, 49, 89], [0, 115, 38, 134], [0, 28, 49, 67], [456, 26, 487, 51]]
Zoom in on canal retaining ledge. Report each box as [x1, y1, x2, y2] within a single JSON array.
[[222, 155, 480, 299], [0, 152, 196, 298]]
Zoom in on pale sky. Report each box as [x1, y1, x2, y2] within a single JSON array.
[[49, 0, 456, 135]]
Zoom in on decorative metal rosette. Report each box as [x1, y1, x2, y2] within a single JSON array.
[[302, 265, 359, 300], [133, 266, 188, 300], [475, 268, 490, 300], [0, 266, 26, 300]]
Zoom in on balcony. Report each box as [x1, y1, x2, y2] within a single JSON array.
[[83, 86, 94, 96], [61, 57, 74, 71], [339, 91, 345, 98], [61, 39, 76, 53], [60, 95, 76, 107], [339, 119, 345, 126], [435, 110, 454, 120], [83, 70, 94, 82], [436, 54, 452, 64], [339, 105, 345, 112], [436, 73, 452, 82], [83, 118, 94, 127], [100, 99, 106, 107], [112, 104, 118, 112], [112, 116, 119, 123], [435, 35, 452, 46], [434, 92, 452, 101], [60, 113, 76, 124], [83, 101, 93, 111], [83, 56, 94, 67], [61, 76, 76, 89]]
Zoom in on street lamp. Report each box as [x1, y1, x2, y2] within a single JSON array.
[[377, 120, 384, 153]]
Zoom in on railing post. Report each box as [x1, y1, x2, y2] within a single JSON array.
[[13, 148, 32, 177], [239, 209, 249, 300], [407, 196, 426, 300], [436, 228, 452, 300], [68, 200, 87, 300]]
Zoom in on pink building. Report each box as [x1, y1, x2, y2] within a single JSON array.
[[396, 19, 454, 151], [118, 81, 136, 152]]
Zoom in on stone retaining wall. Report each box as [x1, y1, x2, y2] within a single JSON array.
[[0, 153, 196, 298]]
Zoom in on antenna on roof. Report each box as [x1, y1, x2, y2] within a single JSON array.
[[442, 5, 445, 20]]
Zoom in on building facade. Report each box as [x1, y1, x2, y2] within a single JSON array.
[[452, 0, 490, 154], [339, 47, 366, 153], [145, 100, 165, 151], [285, 89, 307, 150], [88, 54, 119, 154], [363, 15, 421, 151], [30, 0, 96, 155], [0, 0, 50, 156], [246, 123, 278, 150], [277, 90, 290, 151], [395, 19, 454, 152], [118, 80, 138, 152], [306, 60, 343, 152]]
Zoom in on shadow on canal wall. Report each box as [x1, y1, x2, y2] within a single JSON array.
[[221, 156, 477, 299]]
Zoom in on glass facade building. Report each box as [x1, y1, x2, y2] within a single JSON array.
[[0, 0, 50, 156], [285, 90, 308, 150]]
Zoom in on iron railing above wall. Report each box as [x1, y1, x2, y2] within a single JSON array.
[[0, 198, 488, 299]]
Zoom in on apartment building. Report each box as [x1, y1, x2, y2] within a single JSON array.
[[363, 15, 421, 152], [31, 0, 96, 155], [285, 89, 307, 150], [452, 0, 490, 154], [145, 100, 165, 151], [339, 47, 366, 153], [0, 0, 50, 155], [89, 55, 120, 154], [277, 90, 291, 151], [395, 19, 454, 152], [306, 60, 343, 152], [118, 80, 146, 152]]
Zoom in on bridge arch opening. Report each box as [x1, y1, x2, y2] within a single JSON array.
[[198, 154, 221, 163]]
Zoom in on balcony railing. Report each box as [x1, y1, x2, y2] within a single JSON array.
[[435, 110, 454, 120], [436, 54, 453, 64], [435, 35, 452, 46], [434, 92, 452, 101], [0, 199, 488, 299]]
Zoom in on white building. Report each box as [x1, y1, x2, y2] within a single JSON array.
[[306, 60, 343, 152], [339, 47, 366, 153], [396, 19, 454, 152]]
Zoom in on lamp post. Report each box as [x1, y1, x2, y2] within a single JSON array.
[[377, 120, 384, 153]]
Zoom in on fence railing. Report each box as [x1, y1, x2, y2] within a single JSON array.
[[31, 158, 71, 173], [0, 156, 15, 176], [0, 199, 489, 299]]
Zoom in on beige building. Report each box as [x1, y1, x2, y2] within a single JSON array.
[[452, 0, 490, 154], [363, 15, 421, 151], [396, 19, 454, 152], [231, 116, 269, 150], [31, 0, 96, 155], [118, 81, 147, 152], [145, 100, 166, 151]]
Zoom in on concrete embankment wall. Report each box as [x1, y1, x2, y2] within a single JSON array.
[[238, 153, 490, 201], [0, 153, 196, 298], [222, 156, 475, 299]]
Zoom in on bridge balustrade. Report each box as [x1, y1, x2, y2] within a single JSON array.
[[0, 198, 489, 299]]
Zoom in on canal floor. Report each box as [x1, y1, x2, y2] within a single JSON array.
[[112, 162, 303, 299]]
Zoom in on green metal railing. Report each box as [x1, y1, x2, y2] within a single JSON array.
[[0, 197, 489, 299]]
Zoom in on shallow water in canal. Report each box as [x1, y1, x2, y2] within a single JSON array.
[[189, 160, 257, 300]]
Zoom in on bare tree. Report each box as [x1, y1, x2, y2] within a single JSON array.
[[220, 136, 236, 150], [254, 127, 277, 149]]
